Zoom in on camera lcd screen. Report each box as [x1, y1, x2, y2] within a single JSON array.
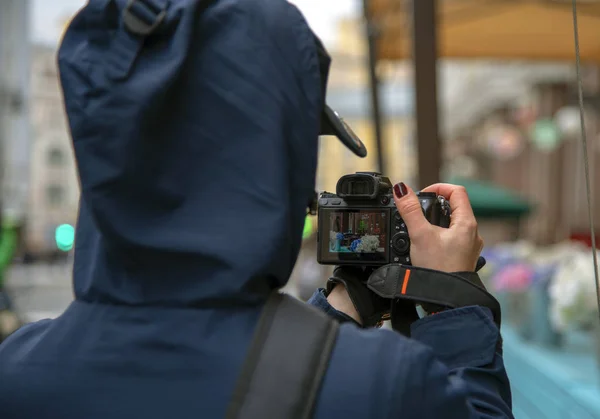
[[319, 209, 388, 264]]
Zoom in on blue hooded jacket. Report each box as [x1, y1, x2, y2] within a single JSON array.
[[0, 0, 513, 418]]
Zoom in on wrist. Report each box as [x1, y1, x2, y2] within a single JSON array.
[[326, 284, 362, 325]]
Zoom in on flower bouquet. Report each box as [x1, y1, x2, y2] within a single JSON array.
[[482, 241, 535, 289], [519, 243, 579, 346], [353, 235, 381, 253], [493, 261, 535, 337], [549, 247, 599, 333], [548, 245, 600, 359]]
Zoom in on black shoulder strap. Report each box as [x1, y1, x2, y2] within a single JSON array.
[[225, 293, 339, 419]]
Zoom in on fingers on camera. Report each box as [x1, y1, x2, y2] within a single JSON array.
[[422, 183, 476, 226], [393, 183, 430, 233], [392, 182, 408, 198]]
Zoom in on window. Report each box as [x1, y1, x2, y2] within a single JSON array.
[[47, 147, 65, 166], [46, 185, 65, 207]]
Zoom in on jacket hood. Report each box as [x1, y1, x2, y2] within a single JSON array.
[[58, 0, 324, 306]]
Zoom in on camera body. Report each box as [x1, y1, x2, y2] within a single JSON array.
[[317, 172, 451, 266]]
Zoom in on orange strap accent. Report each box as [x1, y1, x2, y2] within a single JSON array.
[[400, 269, 411, 295]]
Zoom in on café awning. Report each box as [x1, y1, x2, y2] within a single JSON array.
[[448, 177, 533, 218], [369, 0, 600, 63]]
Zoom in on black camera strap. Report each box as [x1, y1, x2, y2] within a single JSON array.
[[225, 292, 339, 419], [367, 264, 501, 337]]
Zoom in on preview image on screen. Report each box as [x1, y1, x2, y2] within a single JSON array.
[[327, 210, 387, 256]]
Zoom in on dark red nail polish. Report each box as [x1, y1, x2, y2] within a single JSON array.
[[393, 182, 408, 198]]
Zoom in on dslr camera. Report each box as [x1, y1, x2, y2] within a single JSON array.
[[317, 172, 450, 266]]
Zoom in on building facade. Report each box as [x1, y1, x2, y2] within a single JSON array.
[[25, 45, 79, 256], [0, 0, 32, 222]]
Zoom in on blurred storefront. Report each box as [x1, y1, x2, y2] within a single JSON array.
[[449, 78, 600, 247]]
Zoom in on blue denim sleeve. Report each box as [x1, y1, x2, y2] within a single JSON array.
[[307, 289, 361, 327], [407, 306, 514, 418]]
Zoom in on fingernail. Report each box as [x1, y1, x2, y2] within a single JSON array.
[[393, 182, 408, 198]]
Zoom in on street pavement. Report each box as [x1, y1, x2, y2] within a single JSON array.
[[5, 262, 74, 323]]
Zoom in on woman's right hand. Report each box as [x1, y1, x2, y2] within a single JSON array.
[[392, 182, 484, 273]]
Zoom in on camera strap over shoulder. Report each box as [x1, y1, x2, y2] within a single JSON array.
[[367, 264, 501, 337], [225, 293, 339, 419]]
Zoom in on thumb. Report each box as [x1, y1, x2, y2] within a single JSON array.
[[393, 182, 430, 233]]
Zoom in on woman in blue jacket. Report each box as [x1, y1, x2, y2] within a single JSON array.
[[0, 0, 512, 418]]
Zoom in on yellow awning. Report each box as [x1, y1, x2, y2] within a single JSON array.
[[369, 0, 600, 63]]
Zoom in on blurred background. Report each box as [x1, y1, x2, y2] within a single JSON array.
[[1, 0, 600, 417]]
